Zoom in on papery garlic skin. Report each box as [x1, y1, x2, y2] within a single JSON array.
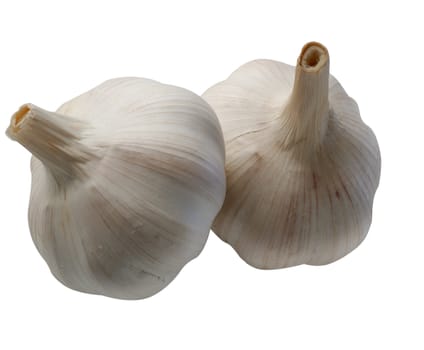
[[7, 78, 226, 299], [203, 42, 380, 269]]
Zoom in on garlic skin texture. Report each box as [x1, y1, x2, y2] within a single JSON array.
[[6, 78, 226, 299], [203, 42, 381, 269]]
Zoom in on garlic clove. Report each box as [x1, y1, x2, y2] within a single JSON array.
[[203, 42, 381, 269], [7, 77, 226, 299]]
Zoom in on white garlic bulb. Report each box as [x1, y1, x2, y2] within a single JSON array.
[[203, 42, 381, 269], [6, 77, 226, 299]]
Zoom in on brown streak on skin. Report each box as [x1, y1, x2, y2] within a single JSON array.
[[283, 197, 297, 246], [335, 190, 341, 200], [338, 174, 353, 205], [312, 172, 318, 190], [253, 151, 263, 162], [328, 187, 333, 207], [312, 171, 319, 216]]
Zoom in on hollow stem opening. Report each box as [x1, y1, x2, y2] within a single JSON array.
[[12, 105, 30, 130], [299, 42, 329, 71]]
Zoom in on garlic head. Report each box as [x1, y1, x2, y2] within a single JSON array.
[[203, 42, 381, 269], [7, 77, 226, 299]]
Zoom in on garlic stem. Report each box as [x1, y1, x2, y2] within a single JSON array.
[[6, 104, 96, 182], [281, 42, 330, 148]]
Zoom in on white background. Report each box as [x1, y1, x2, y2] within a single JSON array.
[[0, 1, 422, 349]]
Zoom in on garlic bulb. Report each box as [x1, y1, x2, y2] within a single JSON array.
[[6, 78, 226, 299], [203, 42, 381, 269]]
